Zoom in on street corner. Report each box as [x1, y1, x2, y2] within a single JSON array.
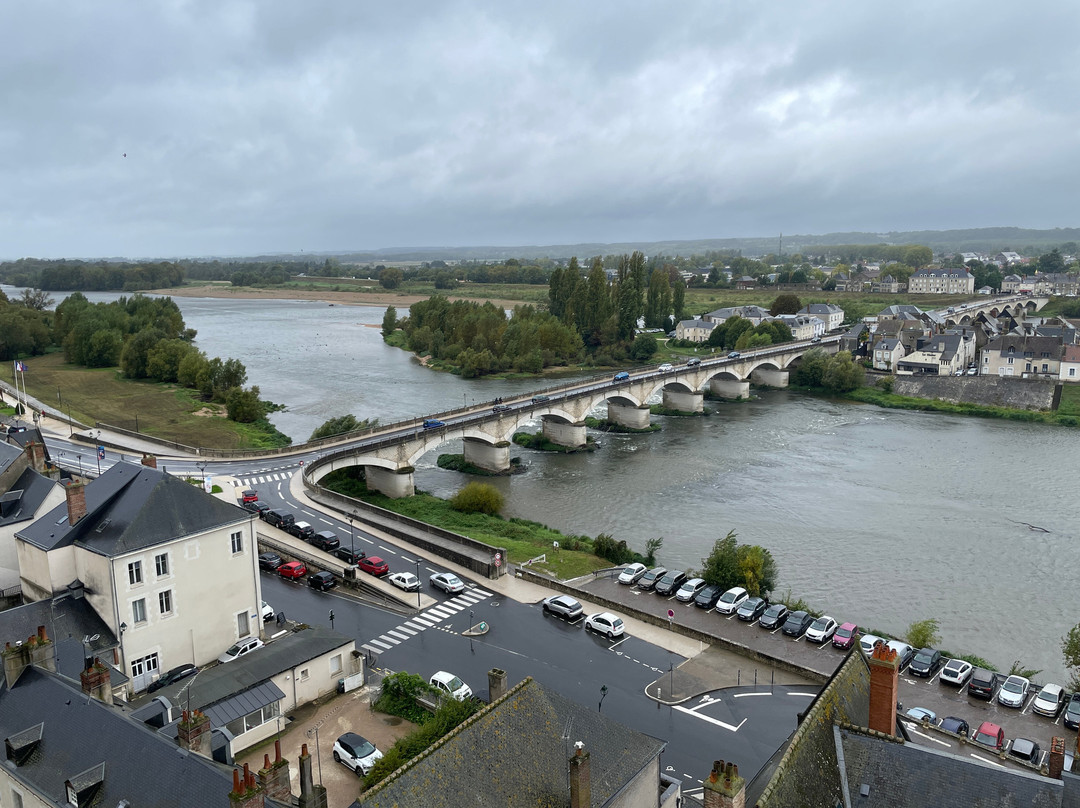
[[645, 664, 714, 706]]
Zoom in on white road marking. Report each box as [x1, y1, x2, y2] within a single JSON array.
[[410, 617, 433, 627], [970, 753, 1005, 768], [786, 692, 818, 697], [440, 602, 465, 613], [361, 644, 381, 653], [318, 517, 333, 525], [673, 705, 747, 732], [732, 692, 771, 698], [903, 725, 950, 747], [368, 639, 392, 650], [395, 625, 418, 636], [378, 545, 394, 554], [422, 611, 445, 622], [377, 635, 400, 646], [386, 630, 410, 641], [360, 537, 374, 545]]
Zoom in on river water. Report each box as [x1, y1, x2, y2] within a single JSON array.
[[6, 286, 1078, 679]]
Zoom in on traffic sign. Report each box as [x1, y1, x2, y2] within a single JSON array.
[[667, 609, 675, 619], [97, 445, 105, 460], [494, 552, 502, 568]]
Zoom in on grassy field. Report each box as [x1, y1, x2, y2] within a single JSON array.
[[3, 352, 287, 449]]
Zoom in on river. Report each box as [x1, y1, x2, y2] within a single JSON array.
[[5, 285, 1078, 680]]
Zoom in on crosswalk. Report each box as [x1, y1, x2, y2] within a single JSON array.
[[232, 473, 293, 487], [361, 588, 493, 654]]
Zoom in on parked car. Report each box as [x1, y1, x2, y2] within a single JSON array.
[[736, 596, 768, 622], [613, 371, 630, 381], [1008, 738, 1040, 764], [308, 571, 336, 591], [617, 563, 647, 585], [967, 668, 998, 700], [715, 586, 749, 615], [542, 595, 583, 621], [584, 612, 625, 639], [805, 616, 838, 644], [422, 419, 445, 429], [637, 567, 668, 591], [904, 707, 936, 724], [333, 732, 383, 776], [334, 547, 366, 565], [388, 572, 420, 592], [782, 610, 813, 637], [885, 640, 914, 671], [278, 561, 307, 580], [908, 648, 943, 678], [1031, 683, 1066, 718], [655, 571, 688, 596], [939, 716, 970, 737], [531, 394, 550, 403], [694, 584, 724, 609], [287, 521, 315, 541], [258, 552, 283, 571], [430, 671, 472, 701], [310, 530, 340, 552], [242, 500, 267, 515], [217, 636, 264, 664], [832, 622, 858, 650], [997, 675, 1030, 708], [939, 658, 973, 687], [758, 603, 789, 630], [973, 721, 1005, 751], [675, 577, 707, 602], [261, 600, 274, 621], [657, 363, 674, 372], [357, 556, 389, 576], [241, 489, 259, 503], [686, 357, 701, 366], [1063, 693, 1080, 730], [262, 509, 295, 529], [147, 663, 197, 693], [859, 634, 885, 656], [430, 572, 465, 594], [727, 351, 741, 358]]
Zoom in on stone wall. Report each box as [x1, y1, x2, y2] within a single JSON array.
[[893, 375, 1058, 411]]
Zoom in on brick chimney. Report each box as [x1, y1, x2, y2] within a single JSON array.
[[867, 643, 899, 735], [1049, 737, 1065, 780], [141, 454, 157, 469], [569, 742, 591, 808], [80, 657, 113, 705], [25, 441, 46, 472], [178, 709, 212, 758], [229, 763, 265, 808], [64, 480, 88, 525], [488, 668, 507, 702], [27, 626, 55, 674], [257, 740, 292, 803], [3, 641, 30, 688], [703, 760, 746, 808], [297, 743, 328, 808], [4, 627, 54, 687]]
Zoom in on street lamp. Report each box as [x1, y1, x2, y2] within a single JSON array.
[[75, 454, 82, 476], [348, 514, 355, 559], [599, 684, 608, 712], [414, 557, 421, 609]]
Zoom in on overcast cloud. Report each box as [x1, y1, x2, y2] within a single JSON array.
[[2, 1, 1078, 258]]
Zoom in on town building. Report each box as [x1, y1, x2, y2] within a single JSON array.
[[798, 303, 845, 331], [772, 313, 823, 340], [675, 318, 717, 343], [0, 440, 64, 596], [981, 334, 1065, 378], [907, 267, 975, 295], [703, 305, 771, 326]]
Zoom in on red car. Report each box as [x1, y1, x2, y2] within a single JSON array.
[[278, 561, 307, 580], [832, 622, 859, 650], [357, 556, 389, 576], [241, 489, 259, 503], [973, 721, 1004, 751]]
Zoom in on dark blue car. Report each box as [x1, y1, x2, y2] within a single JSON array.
[[422, 419, 445, 429], [613, 371, 630, 381]]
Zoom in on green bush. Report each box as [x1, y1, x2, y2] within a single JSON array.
[[905, 618, 941, 649], [449, 482, 505, 515], [372, 671, 432, 724]]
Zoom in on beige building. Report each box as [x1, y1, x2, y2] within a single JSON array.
[[907, 268, 974, 294], [675, 318, 716, 342], [0, 440, 65, 593], [981, 334, 1064, 378], [1060, 344, 1080, 382], [872, 337, 906, 371], [15, 460, 262, 695], [798, 303, 845, 331], [773, 314, 822, 340]]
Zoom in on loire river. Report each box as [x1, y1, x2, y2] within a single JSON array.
[[8, 287, 1078, 680]]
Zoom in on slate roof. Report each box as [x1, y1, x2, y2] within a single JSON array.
[[0, 666, 247, 808], [877, 304, 923, 319], [0, 465, 57, 528], [3, 427, 51, 463], [16, 460, 248, 555], [358, 677, 667, 808], [0, 593, 117, 674], [678, 318, 716, 330]]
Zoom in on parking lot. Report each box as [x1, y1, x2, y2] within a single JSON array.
[[579, 574, 1077, 764]]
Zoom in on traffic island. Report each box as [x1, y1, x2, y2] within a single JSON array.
[[649, 405, 711, 417], [512, 431, 600, 452], [582, 417, 661, 434], [437, 454, 527, 476]]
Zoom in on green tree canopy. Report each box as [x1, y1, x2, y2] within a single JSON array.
[[450, 482, 504, 515], [382, 306, 397, 337], [700, 530, 777, 597], [379, 267, 404, 289], [769, 293, 802, 315], [309, 414, 378, 441]]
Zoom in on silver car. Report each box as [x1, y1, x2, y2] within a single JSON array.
[[997, 675, 1030, 708]]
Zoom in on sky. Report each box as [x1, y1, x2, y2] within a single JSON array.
[[3, 1, 1079, 259]]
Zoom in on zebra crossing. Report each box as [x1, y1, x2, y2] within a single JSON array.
[[361, 588, 493, 654], [233, 472, 293, 487]]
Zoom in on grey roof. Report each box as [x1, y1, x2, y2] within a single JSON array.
[[359, 677, 666, 808], [0, 593, 116, 660], [16, 460, 248, 555], [202, 680, 286, 726], [877, 304, 923, 319], [4, 427, 51, 463], [912, 267, 974, 279], [0, 666, 240, 808], [836, 724, 1070, 807], [0, 466, 58, 528], [678, 318, 716, 330], [800, 303, 842, 315], [184, 624, 352, 711]]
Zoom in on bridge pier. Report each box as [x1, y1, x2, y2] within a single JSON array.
[[463, 437, 510, 473], [662, 389, 704, 413], [366, 466, 415, 499], [607, 401, 651, 429], [710, 378, 750, 400], [751, 369, 789, 388], [542, 416, 587, 448]]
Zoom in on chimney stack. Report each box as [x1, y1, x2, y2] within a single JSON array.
[[569, 742, 591, 808], [27, 626, 55, 674], [1049, 737, 1065, 780], [3, 641, 30, 688], [703, 760, 746, 808], [25, 441, 46, 473], [80, 657, 113, 705], [297, 743, 328, 808], [178, 709, 212, 758], [64, 480, 87, 525], [867, 643, 900, 735], [488, 668, 507, 702], [229, 763, 265, 808], [141, 454, 157, 469], [257, 740, 292, 803]]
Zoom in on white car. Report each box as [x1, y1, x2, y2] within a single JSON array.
[[657, 363, 674, 372], [430, 671, 472, 701], [261, 600, 274, 622], [805, 616, 838, 644], [675, 578, 707, 602], [715, 587, 749, 615], [939, 658, 973, 687], [617, 563, 647, 585], [332, 732, 383, 775], [217, 636, 264, 664], [997, 675, 1030, 708], [388, 572, 420, 592], [1032, 683, 1066, 717], [584, 612, 625, 639], [859, 634, 885, 656]]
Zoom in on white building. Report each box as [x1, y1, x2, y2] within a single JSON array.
[[772, 314, 823, 341], [798, 303, 844, 332], [907, 268, 975, 295], [674, 318, 716, 343]]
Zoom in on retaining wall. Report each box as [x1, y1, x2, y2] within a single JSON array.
[[893, 375, 1058, 410]]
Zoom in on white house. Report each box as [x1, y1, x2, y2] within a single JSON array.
[[907, 268, 974, 295], [798, 303, 844, 332], [772, 314, 823, 341], [873, 337, 906, 371], [0, 440, 64, 593], [1060, 344, 1080, 382], [15, 459, 262, 694], [675, 318, 716, 343]]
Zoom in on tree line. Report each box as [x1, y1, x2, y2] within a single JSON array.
[[0, 259, 185, 292]]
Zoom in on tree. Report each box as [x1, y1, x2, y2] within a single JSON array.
[[225, 385, 262, 422], [791, 347, 830, 387], [769, 294, 802, 316], [629, 333, 658, 360], [906, 618, 942, 649], [449, 482, 504, 515], [645, 267, 671, 328], [736, 544, 777, 597], [821, 351, 865, 393], [1038, 248, 1066, 274], [1062, 623, 1080, 690], [701, 530, 741, 591], [120, 328, 166, 378], [671, 277, 686, 322], [382, 306, 398, 338], [379, 267, 404, 289], [17, 288, 54, 311], [309, 414, 377, 441], [902, 245, 933, 269]]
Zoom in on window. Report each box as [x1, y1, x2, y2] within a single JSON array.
[[1008, 357, 1014, 365], [128, 561, 143, 586], [155, 553, 169, 577], [237, 611, 250, 638], [299, 668, 310, 682], [230, 531, 243, 554], [12, 787, 24, 808], [1070, 368, 1076, 377], [132, 598, 147, 624], [158, 590, 173, 616], [330, 654, 342, 675], [1042, 364, 1049, 373]]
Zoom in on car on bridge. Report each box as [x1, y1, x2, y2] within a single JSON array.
[[657, 363, 673, 372], [613, 371, 630, 381], [531, 394, 550, 403], [686, 357, 701, 366], [422, 418, 445, 429], [492, 404, 511, 413], [727, 351, 741, 358]]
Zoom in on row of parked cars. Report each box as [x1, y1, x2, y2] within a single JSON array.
[[540, 594, 626, 639]]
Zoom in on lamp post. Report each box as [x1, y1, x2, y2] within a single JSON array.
[[599, 684, 608, 712], [75, 454, 82, 476], [415, 557, 421, 609], [348, 514, 355, 560]]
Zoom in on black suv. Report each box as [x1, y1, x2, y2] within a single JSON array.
[[654, 571, 688, 596], [310, 531, 340, 552], [287, 521, 315, 541], [262, 510, 294, 529], [967, 668, 998, 700], [335, 547, 366, 565], [242, 500, 269, 516]]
